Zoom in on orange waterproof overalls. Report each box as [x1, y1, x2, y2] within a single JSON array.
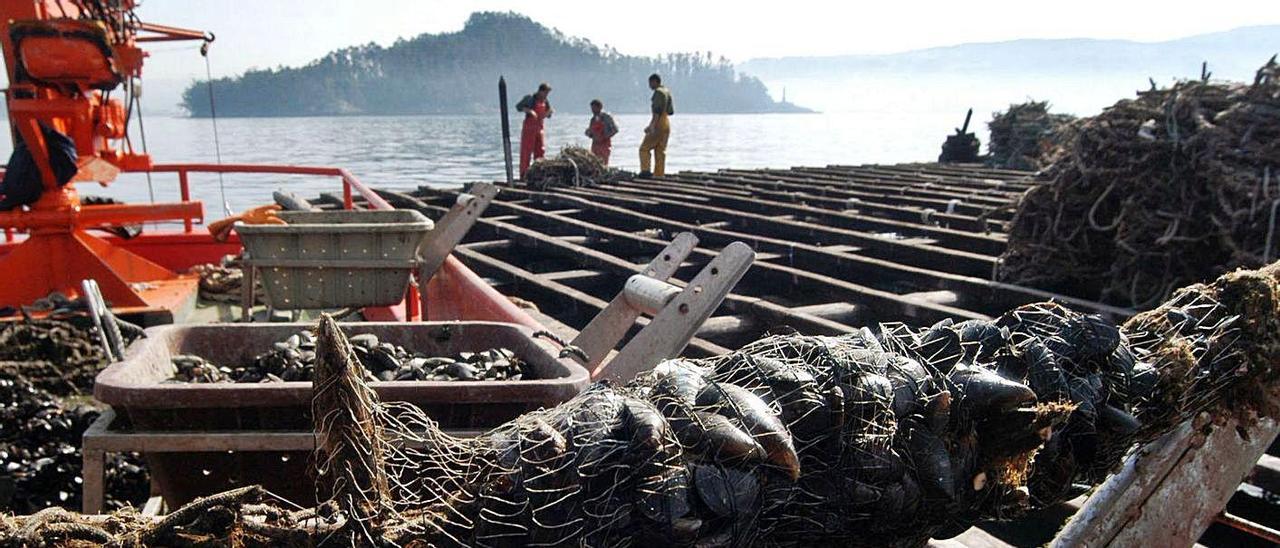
[[588, 116, 611, 165], [519, 98, 549, 178]]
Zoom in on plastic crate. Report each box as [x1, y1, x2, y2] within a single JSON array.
[[237, 210, 434, 309], [94, 321, 589, 507]]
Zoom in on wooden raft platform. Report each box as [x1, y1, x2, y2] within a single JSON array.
[[326, 162, 1278, 547]]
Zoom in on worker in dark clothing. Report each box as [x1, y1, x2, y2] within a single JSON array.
[[0, 123, 78, 211], [585, 99, 619, 165], [515, 82, 554, 179], [639, 73, 673, 178]]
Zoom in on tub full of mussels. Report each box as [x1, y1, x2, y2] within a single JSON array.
[[94, 322, 589, 507]]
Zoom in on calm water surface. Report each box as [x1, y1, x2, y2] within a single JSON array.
[[0, 70, 1149, 219], [0, 112, 967, 219]]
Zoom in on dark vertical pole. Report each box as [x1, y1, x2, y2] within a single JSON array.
[[499, 76, 514, 184], [960, 108, 973, 134]]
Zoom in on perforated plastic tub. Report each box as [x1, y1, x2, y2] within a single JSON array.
[[237, 210, 434, 309], [95, 321, 589, 507]]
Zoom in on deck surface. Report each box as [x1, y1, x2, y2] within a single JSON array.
[[327, 162, 1278, 547]]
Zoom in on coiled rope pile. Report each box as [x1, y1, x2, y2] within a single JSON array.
[[986, 101, 1075, 171], [999, 58, 1280, 309], [525, 146, 629, 190]]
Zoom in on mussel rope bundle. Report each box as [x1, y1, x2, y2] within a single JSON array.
[[998, 58, 1280, 309], [3, 265, 1278, 547], [525, 146, 627, 190]]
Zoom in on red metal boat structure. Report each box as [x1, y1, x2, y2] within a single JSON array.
[[0, 0, 539, 329]]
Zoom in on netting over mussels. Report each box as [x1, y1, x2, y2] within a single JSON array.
[[8, 262, 1278, 547]]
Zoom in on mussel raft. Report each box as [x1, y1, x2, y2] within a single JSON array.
[[168, 330, 530, 383], [8, 262, 1277, 548]]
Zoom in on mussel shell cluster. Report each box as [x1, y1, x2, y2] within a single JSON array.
[[169, 330, 529, 383], [0, 373, 148, 514]]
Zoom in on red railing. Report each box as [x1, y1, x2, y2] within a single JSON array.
[[147, 163, 394, 229], [1, 163, 388, 240]]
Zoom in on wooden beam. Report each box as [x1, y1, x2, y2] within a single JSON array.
[[1053, 400, 1280, 547], [489, 187, 1131, 320], [455, 246, 730, 358]]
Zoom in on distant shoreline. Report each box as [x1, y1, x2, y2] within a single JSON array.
[[179, 108, 819, 120]]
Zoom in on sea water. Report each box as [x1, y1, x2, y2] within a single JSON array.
[[0, 71, 1163, 219]]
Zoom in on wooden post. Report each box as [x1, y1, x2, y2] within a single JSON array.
[[1052, 388, 1280, 547], [499, 76, 513, 185]]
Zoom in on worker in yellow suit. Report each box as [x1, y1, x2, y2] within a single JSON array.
[[639, 73, 673, 178]]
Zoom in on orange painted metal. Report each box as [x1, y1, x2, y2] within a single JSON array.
[[0, 0, 539, 328], [0, 0, 210, 317]]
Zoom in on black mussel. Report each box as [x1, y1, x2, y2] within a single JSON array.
[[693, 464, 760, 518], [905, 425, 955, 500], [1097, 405, 1141, 437], [852, 444, 905, 484], [621, 398, 667, 451], [844, 371, 896, 425], [444, 361, 479, 380], [696, 383, 800, 480], [1078, 315, 1121, 359], [885, 356, 934, 419], [915, 326, 964, 373], [1128, 361, 1158, 401], [1021, 341, 1069, 399], [348, 333, 379, 349], [674, 410, 764, 464], [955, 319, 1008, 361], [949, 365, 1036, 415], [844, 327, 885, 352], [366, 347, 401, 373], [1067, 376, 1100, 423]]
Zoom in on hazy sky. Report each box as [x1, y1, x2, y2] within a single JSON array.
[[137, 0, 1277, 81]]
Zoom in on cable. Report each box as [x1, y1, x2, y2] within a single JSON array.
[[132, 78, 156, 203], [201, 40, 231, 217], [1265, 199, 1280, 264]]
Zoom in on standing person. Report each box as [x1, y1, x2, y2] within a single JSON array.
[[584, 99, 619, 165], [639, 73, 674, 177], [516, 83, 554, 179]]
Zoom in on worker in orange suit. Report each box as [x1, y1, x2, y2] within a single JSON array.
[[585, 99, 619, 165], [639, 73, 674, 178], [516, 82, 554, 179]]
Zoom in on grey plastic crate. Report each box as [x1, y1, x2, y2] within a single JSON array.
[[238, 210, 434, 309]]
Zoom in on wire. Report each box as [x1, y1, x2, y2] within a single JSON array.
[[202, 42, 231, 217], [1265, 199, 1280, 264], [133, 78, 156, 204]]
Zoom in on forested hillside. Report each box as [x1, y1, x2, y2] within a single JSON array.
[[182, 12, 807, 117]]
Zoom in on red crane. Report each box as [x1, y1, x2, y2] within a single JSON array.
[[0, 0, 209, 319]]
